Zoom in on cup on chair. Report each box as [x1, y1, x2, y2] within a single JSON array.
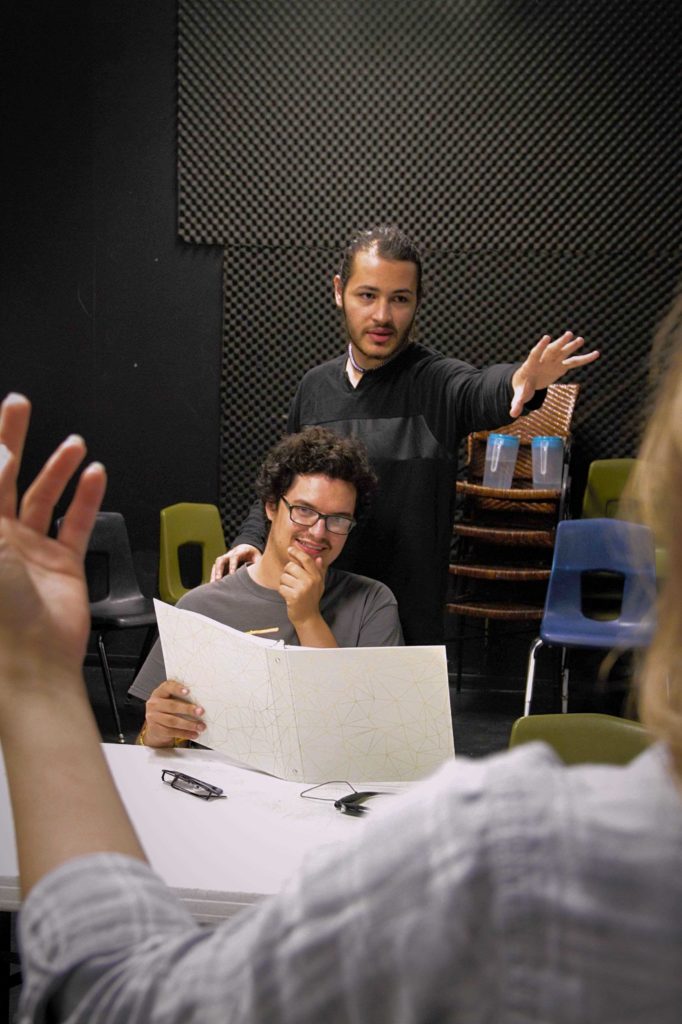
[[531, 436, 564, 489], [482, 434, 520, 489]]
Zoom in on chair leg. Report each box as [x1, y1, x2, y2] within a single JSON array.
[[456, 615, 465, 692], [560, 649, 569, 714], [1, 910, 22, 1021], [134, 624, 158, 678], [524, 638, 544, 716], [96, 633, 126, 744]]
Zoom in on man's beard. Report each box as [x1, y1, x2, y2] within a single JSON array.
[[342, 308, 416, 365]]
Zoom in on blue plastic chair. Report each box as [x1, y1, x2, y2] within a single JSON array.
[[524, 519, 657, 715]]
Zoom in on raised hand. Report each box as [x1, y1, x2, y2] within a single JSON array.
[[0, 394, 107, 685], [0, 395, 145, 892], [510, 332, 600, 418]]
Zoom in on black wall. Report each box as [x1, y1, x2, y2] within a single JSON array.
[[1, 1, 223, 566], [177, 0, 682, 538], [3, 0, 681, 572]]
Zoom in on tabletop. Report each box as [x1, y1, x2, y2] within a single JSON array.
[[0, 743, 409, 924]]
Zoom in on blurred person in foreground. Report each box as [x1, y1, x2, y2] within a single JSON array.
[[0, 373, 680, 1023]]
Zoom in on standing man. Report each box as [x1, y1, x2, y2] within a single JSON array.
[[213, 225, 599, 644]]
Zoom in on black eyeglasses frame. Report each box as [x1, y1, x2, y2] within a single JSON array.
[[281, 497, 356, 536], [161, 769, 225, 800]]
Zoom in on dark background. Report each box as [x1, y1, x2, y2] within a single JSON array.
[[2, 1, 223, 571], [2, 0, 681, 589], [177, 0, 682, 540]]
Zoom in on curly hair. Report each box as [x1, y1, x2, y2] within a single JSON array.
[[254, 427, 377, 520], [337, 224, 423, 304]]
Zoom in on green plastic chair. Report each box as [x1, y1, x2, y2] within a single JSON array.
[[509, 712, 650, 765], [159, 503, 226, 604], [581, 458, 636, 519], [581, 458, 667, 578]]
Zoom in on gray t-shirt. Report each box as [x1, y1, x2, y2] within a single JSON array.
[[129, 564, 403, 701]]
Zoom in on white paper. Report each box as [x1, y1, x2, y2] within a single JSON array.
[[155, 600, 455, 783]]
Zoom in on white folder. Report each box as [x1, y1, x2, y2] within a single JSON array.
[[155, 600, 455, 783]]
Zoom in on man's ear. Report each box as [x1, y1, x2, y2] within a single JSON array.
[[333, 275, 344, 309], [264, 501, 276, 523]]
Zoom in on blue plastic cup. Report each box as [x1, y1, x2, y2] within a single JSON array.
[[483, 434, 520, 489]]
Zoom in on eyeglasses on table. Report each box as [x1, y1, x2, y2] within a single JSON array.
[[161, 769, 225, 800]]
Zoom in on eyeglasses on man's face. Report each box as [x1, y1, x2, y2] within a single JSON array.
[[281, 497, 356, 536]]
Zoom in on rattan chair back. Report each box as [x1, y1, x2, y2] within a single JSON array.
[[448, 384, 581, 688]]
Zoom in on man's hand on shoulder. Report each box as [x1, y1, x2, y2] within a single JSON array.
[[510, 331, 600, 418], [143, 680, 206, 747], [211, 544, 262, 581]]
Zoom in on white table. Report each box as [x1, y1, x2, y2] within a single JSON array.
[[0, 743, 407, 924]]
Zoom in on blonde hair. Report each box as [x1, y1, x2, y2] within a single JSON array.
[[628, 289, 682, 782]]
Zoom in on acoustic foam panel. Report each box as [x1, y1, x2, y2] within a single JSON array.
[[177, 0, 682, 537]]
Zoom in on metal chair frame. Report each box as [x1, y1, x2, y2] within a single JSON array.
[[84, 512, 157, 742]]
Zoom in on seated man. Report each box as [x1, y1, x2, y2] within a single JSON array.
[[130, 426, 403, 747]]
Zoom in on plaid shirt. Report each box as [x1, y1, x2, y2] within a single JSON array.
[[18, 744, 682, 1024]]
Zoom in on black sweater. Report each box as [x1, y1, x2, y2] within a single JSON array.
[[234, 343, 539, 644]]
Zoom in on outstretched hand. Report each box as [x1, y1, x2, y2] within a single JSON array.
[[0, 394, 107, 686], [510, 332, 600, 418]]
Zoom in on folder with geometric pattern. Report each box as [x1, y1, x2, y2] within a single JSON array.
[[155, 601, 455, 783]]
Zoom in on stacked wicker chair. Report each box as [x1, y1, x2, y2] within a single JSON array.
[[447, 383, 580, 687]]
